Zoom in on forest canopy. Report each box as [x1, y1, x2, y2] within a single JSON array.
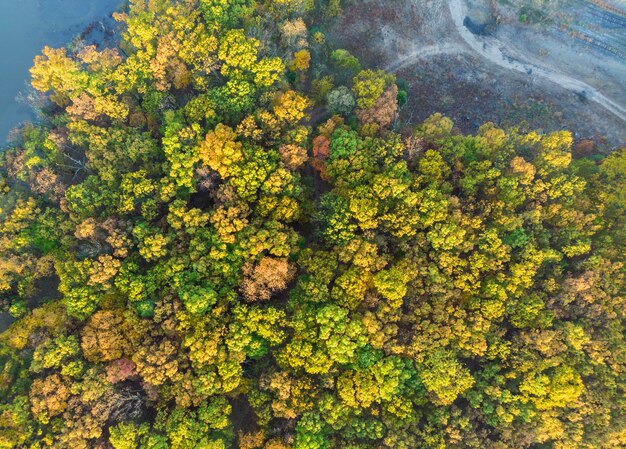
[[0, 1, 624, 448]]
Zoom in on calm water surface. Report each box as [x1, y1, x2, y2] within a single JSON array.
[[0, 0, 121, 142]]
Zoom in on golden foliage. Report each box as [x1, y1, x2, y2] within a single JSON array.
[[81, 310, 130, 362], [30, 374, 70, 423], [241, 257, 295, 301], [199, 124, 244, 178]]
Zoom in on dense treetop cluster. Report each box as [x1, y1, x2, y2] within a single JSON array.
[[0, 1, 624, 448]]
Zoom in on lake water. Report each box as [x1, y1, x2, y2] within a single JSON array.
[[0, 0, 122, 142]]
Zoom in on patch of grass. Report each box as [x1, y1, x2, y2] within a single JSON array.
[[518, 6, 552, 25], [505, 97, 553, 130], [440, 95, 455, 108]]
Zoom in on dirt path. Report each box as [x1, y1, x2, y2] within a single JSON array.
[[386, 43, 465, 72], [448, 0, 626, 123]]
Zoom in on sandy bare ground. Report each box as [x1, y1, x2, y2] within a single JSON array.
[[448, 0, 626, 123]]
